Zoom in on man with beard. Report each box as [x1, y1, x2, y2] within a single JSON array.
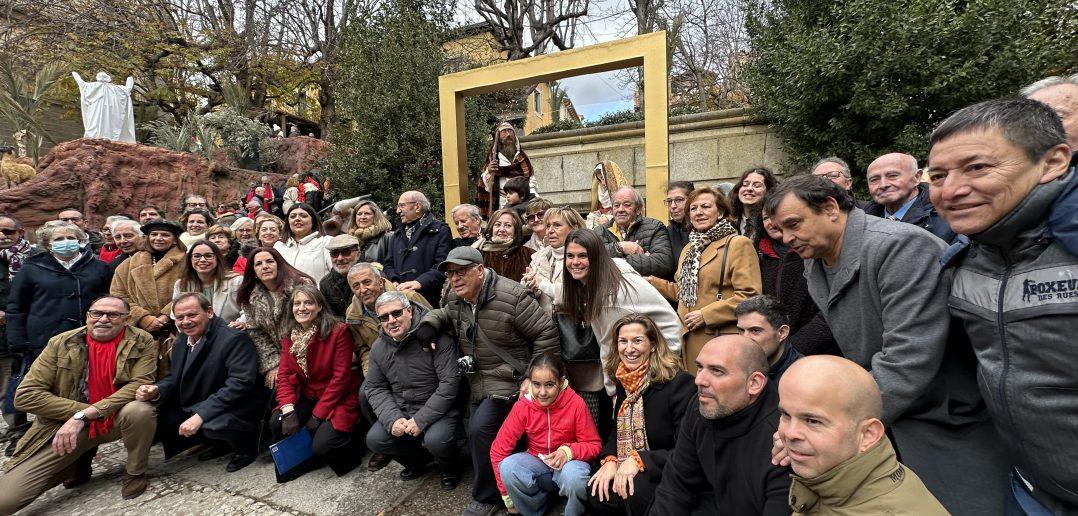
[[319, 234, 361, 317], [0, 296, 157, 511], [136, 293, 265, 472], [476, 122, 535, 218], [108, 219, 145, 271], [651, 335, 791, 515]]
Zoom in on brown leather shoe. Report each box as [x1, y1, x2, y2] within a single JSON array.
[[121, 473, 148, 499], [367, 452, 391, 472]]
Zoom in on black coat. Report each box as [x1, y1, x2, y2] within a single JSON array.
[[650, 383, 791, 516], [667, 219, 690, 269], [865, 183, 958, 244], [382, 213, 452, 306], [6, 252, 112, 356], [757, 237, 840, 356], [155, 316, 266, 444], [318, 269, 351, 317], [600, 372, 695, 482]]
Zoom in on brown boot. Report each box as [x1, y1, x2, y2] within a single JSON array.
[[367, 452, 391, 472], [121, 473, 148, 499]]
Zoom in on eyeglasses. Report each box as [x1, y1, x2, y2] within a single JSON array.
[[186, 201, 208, 207], [377, 308, 407, 322], [526, 213, 544, 222], [814, 171, 844, 180], [663, 197, 687, 206], [192, 253, 216, 261], [444, 265, 479, 279], [88, 310, 128, 320], [329, 248, 357, 257]]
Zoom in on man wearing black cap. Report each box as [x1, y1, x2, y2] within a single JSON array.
[[414, 246, 559, 516]]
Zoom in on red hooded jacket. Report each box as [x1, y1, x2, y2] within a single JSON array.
[[490, 385, 601, 495]]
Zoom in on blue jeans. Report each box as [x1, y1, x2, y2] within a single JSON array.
[[1006, 473, 1055, 516], [499, 452, 589, 516]]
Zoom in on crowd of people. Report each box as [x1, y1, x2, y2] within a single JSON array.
[[0, 74, 1074, 516]]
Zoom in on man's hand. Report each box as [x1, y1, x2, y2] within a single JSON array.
[[542, 448, 569, 471], [683, 310, 706, 331], [135, 384, 159, 402], [412, 322, 438, 350], [397, 281, 422, 292], [51, 417, 85, 456], [0, 309, 6, 324], [402, 419, 420, 436], [145, 316, 166, 332], [771, 431, 791, 466], [178, 414, 203, 437], [618, 241, 645, 256], [391, 418, 408, 437], [613, 457, 641, 498], [588, 461, 617, 502]]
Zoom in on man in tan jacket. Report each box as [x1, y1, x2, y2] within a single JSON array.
[[0, 296, 157, 513], [777, 356, 946, 515]]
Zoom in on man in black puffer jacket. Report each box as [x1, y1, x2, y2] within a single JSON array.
[[595, 187, 673, 279]]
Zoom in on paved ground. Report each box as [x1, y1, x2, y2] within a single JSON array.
[[0, 428, 479, 515]]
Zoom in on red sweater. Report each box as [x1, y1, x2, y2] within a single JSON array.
[[275, 323, 360, 432], [490, 385, 601, 495]]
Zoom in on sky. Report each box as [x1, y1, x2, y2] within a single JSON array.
[[453, 0, 639, 121]]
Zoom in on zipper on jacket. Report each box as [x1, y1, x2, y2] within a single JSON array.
[[546, 408, 552, 456], [996, 262, 1019, 448]]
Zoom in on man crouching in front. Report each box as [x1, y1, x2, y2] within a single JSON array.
[[0, 295, 157, 513]]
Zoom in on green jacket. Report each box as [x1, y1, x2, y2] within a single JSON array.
[[7, 325, 157, 471], [788, 438, 947, 515]]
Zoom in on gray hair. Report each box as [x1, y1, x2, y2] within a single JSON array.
[[105, 215, 129, 225], [0, 215, 22, 230], [614, 186, 644, 210], [1020, 73, 1078, 97], [374, 291, 410, 311], [37, 221, 86, 244], [110, 218, 141, 234], [450, 203, 482, 221], [410, 192, 432, 214], [347, 262, 382, 280], [930, 98, 1066, 163], [811, 156, 851, 179]]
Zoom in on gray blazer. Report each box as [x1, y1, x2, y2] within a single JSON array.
[[805, 208, 1006, 515]]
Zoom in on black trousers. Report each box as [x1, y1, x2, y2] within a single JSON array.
[[588, 469, 661, 515], [365, 412, 460, 469], [270, 396, 361, 477], [155, 404, 257, 459], [468, 396, 515, 505]]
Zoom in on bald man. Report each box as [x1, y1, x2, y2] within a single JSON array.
[[778, 356, 946, 515], [651, 335, 791, 516], [864, 153, 957, 243]]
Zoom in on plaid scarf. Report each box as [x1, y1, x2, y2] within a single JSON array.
[[0, 238, 32, 274], [677, 219, 737, 306], [614, 361, 651, 461]]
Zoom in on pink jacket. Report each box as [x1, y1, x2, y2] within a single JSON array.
[[490, 385, 601, 495]]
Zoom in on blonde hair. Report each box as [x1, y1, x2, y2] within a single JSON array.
[[604, 313, 682, 384]]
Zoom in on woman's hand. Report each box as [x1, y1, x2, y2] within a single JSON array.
[[265, 367, 278, 389], [683, 310, 706, 331], [588, 460, 618, 502], [612, 457, 641, 498], [521, 267, 538, 289], [228, 320, 246, 330]]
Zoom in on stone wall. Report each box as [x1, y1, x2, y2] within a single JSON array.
[[520, 108, 787, 210]]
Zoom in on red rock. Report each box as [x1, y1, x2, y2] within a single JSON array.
[[0, 138, 284, 231], [270, 136, 331, 177]]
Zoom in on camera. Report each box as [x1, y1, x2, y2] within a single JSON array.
[[458, 355, 476, 376]]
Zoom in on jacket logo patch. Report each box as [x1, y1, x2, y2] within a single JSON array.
[[1022, 278, 1078, 302], [888, 466, 905, 484]]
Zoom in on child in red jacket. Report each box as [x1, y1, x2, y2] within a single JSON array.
[[490, 352, 601, 516]]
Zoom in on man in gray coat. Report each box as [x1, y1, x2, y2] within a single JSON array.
[[364, 291, 461, 490], [763, 174, 1007, 515], [928, 98, 1077, 514], [595, 186, 673, 279], [415, 247, 559, 516]]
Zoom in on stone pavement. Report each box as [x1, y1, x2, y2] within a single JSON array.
[[0, 431, 479, 515]]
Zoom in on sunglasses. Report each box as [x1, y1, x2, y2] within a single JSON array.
[[377, 308, 407, 322], [329, 248, 357, 257], [0, 228, 18, 236]]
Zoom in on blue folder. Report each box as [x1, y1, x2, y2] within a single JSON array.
[[270, 428, 315, 475]]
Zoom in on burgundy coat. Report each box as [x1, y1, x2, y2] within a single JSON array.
[[276, 323, 360, 432]]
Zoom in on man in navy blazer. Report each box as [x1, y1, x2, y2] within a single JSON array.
[[135, 292, 266, 472]]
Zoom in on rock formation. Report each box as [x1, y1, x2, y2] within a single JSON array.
[[271, 136, 330, 177], [0, 138, 283, 230]]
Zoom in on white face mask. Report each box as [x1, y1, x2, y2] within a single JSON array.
[[51, 239, 80, 257]]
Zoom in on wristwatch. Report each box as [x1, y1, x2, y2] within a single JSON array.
[[73, 410, 87, 421]]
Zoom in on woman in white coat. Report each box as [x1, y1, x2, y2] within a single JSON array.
[[274, 203, 332, 282], [172, 240, 243, 322]]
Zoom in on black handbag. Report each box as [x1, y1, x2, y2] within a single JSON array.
[[555, 313, 601, 363], [2, 356, 27, 415]]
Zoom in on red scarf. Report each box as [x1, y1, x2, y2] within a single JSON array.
[[86, 329, 124, 438]]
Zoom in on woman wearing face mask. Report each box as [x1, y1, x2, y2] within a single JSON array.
[[586, 315, 694, 515], [233, 247, 314, 389], [173, 240, 243, 323], [348, 200, 393, 264], [648, 187, 762, 374], [476, 209, 534, 282], [111, 218, 188, 376], [274, 203, 332, 282], [490, 352, 601, 516], [179, 209, 215, 249], [271, 285, 362, 480]]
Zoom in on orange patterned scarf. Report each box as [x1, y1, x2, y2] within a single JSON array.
[[614, 361, 650, 460]]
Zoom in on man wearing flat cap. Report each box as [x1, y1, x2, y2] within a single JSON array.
[[415, 246, 559, 516], [320, 234, 361, 317]]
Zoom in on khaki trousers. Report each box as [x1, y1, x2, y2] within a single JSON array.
[[0, 401, 156, 515]]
